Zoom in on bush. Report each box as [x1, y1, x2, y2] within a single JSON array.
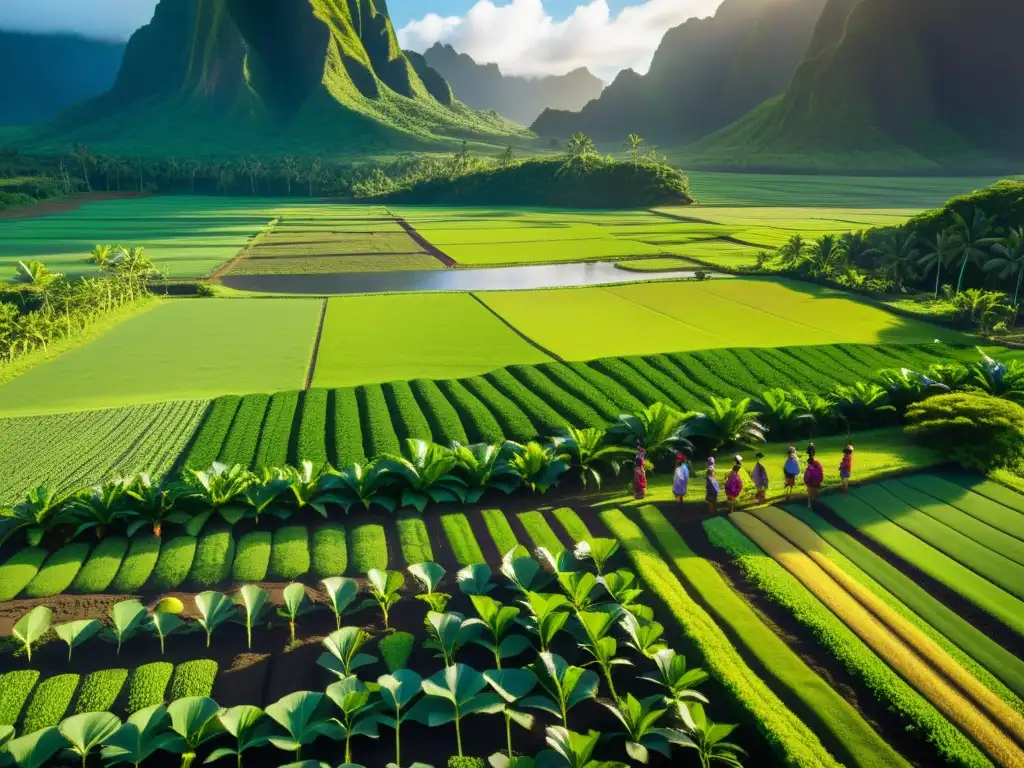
[[411, 379, 468, 445], [21, 673, 80, 733], [254, 390, 299, 469], [111, 534, 162, 593], [447, 758, 486, 768], [147, 536, 198, 591], [385, 381, 433, 442], [0, 547, 47, 601], [311, 523, 347, 578], [24, 542, 90, 598], [233, 531, 272, 582], [348, 523, 388, 574], [379, 631, 415, 673], [270, 526, 310, 580], [296, 389, 329, 468], [438, 379, 504, 443], [184, 396, 241, 470], [168, 660, 218, 699], [481, 509, 519, 556], [188, 529, 235, 588], [462, 376, 535, 442], [126, 662, 173, 715], [0, 670, 40, 726], [71, 535, 129, 594], [218, 393, 271, 469], [359, 384, 402, 458], [487, 369, 565, 435], [73, 669, 128, 714], [906, 393, 1024, 471], [396, 515, 433, 564], [508, 365, 604, 428], [332, 387, 366, 467]]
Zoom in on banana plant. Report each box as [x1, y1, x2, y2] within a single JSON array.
[[58, 711, 122, 767], [575, 610, 631, 701], [408, 561, 449, 613], [377, 439, 468, 513], [466, 594, 531, 669], [185, 462, 253, 533], [366, 569, 404, 631], [501, 551, 548, 594], [165, 697, 224, 768], [572, 538, 619, 576], [552, 426, 632, 490], [674, 702, 746, 768], [206, 705, 277, 767], [240, 470, 294, 524], [67, 478, 134, 538], [602, 693, 689, 764], [521, 653, 599, 728], [54, 618, 102, 662], [408, 664, 504, 758], [619, 612, 667, 660], [534, 726, 613, 768], [1, 726, 68, 768], [101, 704, 176, 766], [279, 583, 315, 645], [424, 612, 482, 668], [195, 591, 237, 648], [238, 584, 269, 650], [318, 627, 376, 678], [325, 676, 383, 764], [321, 577, 360, 631], [105, 600, 147, 656], [317, 462, 397, 514], [507, 442, 569, 495], [456, 563, 495, 596], [639, 649, 709, 716], [518, 592, 571, 653], [0, 485, 72, 547], [265, 691, 339, 761], [451, 441, 522, 502], [124, 473, 192, 537], [377, 669, 423, 768], [484, 668, 538, 764]]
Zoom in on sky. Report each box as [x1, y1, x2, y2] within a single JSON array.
[[0, 0, 723, 81]]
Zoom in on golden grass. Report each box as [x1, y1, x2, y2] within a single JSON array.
[[734, 510, 1024, 767]]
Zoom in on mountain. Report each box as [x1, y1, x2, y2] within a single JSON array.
[[530, 0, 827, 143], [692, 0, 1024, 171], [33, 0, 527, 155], [0, 31, 124, 125], [419, 43, 604, 126]]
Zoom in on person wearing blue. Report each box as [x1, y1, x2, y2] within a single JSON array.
[[783, 446, 800, 500], [706, 466, 721, 514], [673, 452, 691, 503]]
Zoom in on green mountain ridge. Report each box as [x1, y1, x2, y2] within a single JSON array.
[[29, 0, 528, 156]]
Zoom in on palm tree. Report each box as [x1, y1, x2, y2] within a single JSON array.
[[279, 156, 299, 195], [917, 231, 958, 297], [776, 234, 808, 271], [683, 397, 767, 450], [877, 232, 919, 292], [566, 133, 596, 160], [70, 144, 94, 192], [837, 231, 878, 271], [14, 260, 61, 289], [88, 245, 116, 269], [625, 134, 645, 170], [806, 234, 842, 278], [949, 208, 997, 294], [986, 227, 1024, 313]]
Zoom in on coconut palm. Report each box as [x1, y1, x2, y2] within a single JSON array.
[[806, 234, 842, 277], [566, 133, 596, 161], [625, 134, 645, 170], [986, 227, 1024, 313], [877, 232, 919, 292], [14, 260, 61, 288], [88, 245, 117, 269], [775, 235, 807, 271], [683, 398, 766, 450], [917, 232, 959, 297], [830, 382, 896, 430], [949, 209, 998, 294]]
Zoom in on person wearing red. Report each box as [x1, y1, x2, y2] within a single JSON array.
[[725, 463, 744, 512], [840, 444, 854, 494], [804, 443, 824, 508], [633, 444, 647, 500]]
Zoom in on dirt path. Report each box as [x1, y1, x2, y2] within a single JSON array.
[[393, 216, 456, 267], [0, 192, 150, 220], [207, 215, 281, 281], [304, 298, 329, 389]]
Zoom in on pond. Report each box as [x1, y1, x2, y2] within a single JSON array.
[[219, 261, 720, 294]]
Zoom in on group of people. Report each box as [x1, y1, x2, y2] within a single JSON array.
[[633, 442, 855, 513]]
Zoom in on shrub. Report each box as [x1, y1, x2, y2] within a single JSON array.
[[70, 536, 129, 594], [568, 362, 644, 413], [359, 384, 402, 458], [411, 379, 468, 445], [296, 389, 329, 468], [254, 390, 299, 469], [348, 523, 388, 574], [232, 531, 272, 582], [906, 393, 1024, 471], [218, 393, 271, 468], [147, 535, 197, 591], [24, 542, 90, 598], [448, 758, 486, 768], [188, 529, 236, 588], [508, 365, 604, 427], [0, 547, 47, 601], [332, 387, 366, 467], [379, 631, 415, 673], [110, 534, 162, 593], [385, 381, 433, 442], [462, 376, 535, 442], [21, 673, 80, 733], [270, 526, 310, 580], [311, 523, 347, 578], [184, 396, 241, 470], [538, 363, 621, 421], [481, 509, 519, 555], [438, 379, 504, 443], [126, 662, 173, 714], [591, 358, 671, 408], [487, 369, 564, 434], [168, 659, 218, 699], [0, 670, 40, 726], [73, 669, 128, 714], [440, 514, 485, 566]]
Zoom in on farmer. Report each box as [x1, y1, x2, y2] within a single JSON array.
[[725, 463, 744, 512], [751, 451, 769, 504], [840, 444, 854, 494], [783, 447, 800, 500], [673, 452, 691, 503], [804, 447, 824, 508], [706, 466, 721, 514], [633, 444, 648, 500]]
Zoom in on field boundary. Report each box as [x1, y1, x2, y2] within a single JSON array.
[[207, 216, 281, 281], [392, 216, 456, 267], [304, 299, 329, 390], [466, 293, 564, 363]]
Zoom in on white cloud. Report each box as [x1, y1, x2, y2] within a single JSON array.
[[398, 0, 723, 82], [0, 0, 157, 40]]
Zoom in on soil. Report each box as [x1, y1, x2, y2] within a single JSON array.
[[0, 192, 150, 219], [393, 217, 456, 267], [303, 298, 329, 389]]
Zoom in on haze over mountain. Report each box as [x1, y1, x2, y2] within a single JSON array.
[[694, 0, 1024, 170], [530, 0, 827, 143], [0, 31, 124, 125], [419, 43, 603, 125]]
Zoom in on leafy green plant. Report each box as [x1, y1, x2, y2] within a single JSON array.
[[0, 485, 71, 547], [319, 627, 376, 678], [67, 478, 134, 539], [124, 473, 192, 537], [533, 726, 613, 768], [279, 583, 315, 645], [572, 538, 618, 576], [240, 471, 293, 524], [13, 604, 52, 661], [206, 705, 276, 767], [757, 390, 815, 440], [102, 704, 175, 766], [377, 669, 423, 768], [380, 632, 415, 673], [451, 442, 522, 502], [484, 668, 538, 765], [552, 426, 631, 490], [519, 593, 571, 653], [830, 382, 896, 430], [238, 584, 269, 650], [72, 669, 128, 716], [366, 569, 404, 631], [321, 462, 398, 514], [675, 702, 746, 768], [424, 612, 483, 668], [322, 577, 360, 631], [500, 552, 547, 595], [265, 691, 338, 761], [324, 676, 383, 764], [601, 693, 687, 764], [619, 612, 667, 660], [466, 595, 530, 669], [576, 610, 631, 701], [411, 664, 503, 758], [283, 461, 341, 517], [58, 711, 122, 767], [507, 442, 568, 495], [125, 663, 173, 716], [408, 562, 449, 613], [379, 439, 468, 513], [195, 591, 237, 648], [54, 618, 101, 662], [522, 653, 599, 728], [169, 660, 218, 700], [106, 600, 147, 656], [607, 402, 693, 462], [906, 392, 1024, 471], [555, 572, 608, 613], [600, 570, 646, 617], [185, 462, 253, 533], [21, 672, 79, 733], [639, 649, 710, 716], [457, 563, 495, 596], [683, 398, 766, 450], [876, 368, 949, 415], [165, 696, 224, 768], [1, 726, 69, 768]]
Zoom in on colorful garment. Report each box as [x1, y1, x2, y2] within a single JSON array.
[[840, 454, 853, 480], [784, 455, 800, 486], [705, 475, 721, 502], [804, 459, 824, 488], [725, 471, 743, 500], [751, 462, 769, 490], [633, 447, 647, 499], [672, 462, 691, 497]]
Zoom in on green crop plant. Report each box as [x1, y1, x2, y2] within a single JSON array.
[[108, 534, 161, 593], [150, 597, 186, 655], [482, 668, 538, 766], [238, 472, 293, 525], [264, 690, 336, 761], [312, 523, 348, 578], [123, 474, 192, 539], [377, 669, 424, 768], [270, 525, 311, 580], [73, 669, 128, 715], [280, 583, 315, 645], [674, 702, 747, 768], [101, 703, 174, 765], [380, 439, 468, 513], [603, 693, 689, 765], [195, 591, 237, 648], [508, 442, 568, 495], [332, 388, 366, 468], [607, 402, 693, 462], [600, 569, 647, 618], [188, 528, 235, 588], [24, 542, 90, 598], [184, 462, 253, 534], [13, 605, 52, 661], [480, 510, 519, 557], [0, 670, 39, 727], [619, 612, 667, 660], [519, 593, 571, 653], [440, 514, 486, 566], [466, 595, 530, 669], [572, 538, 618, 575], [255, 391, 300, 469], [438, 380, 505, 444], [321, 577, 359, 631], [206, 705, 275, 768], [106, 600, 147, 656], [232, 531, 272, 582], [66, 478, 134, 539], [283, 461, 338, 517], [451, 443, 522, 503], [237, 584, 269, 650], [0, 485, 72, 547], [510, 366, 604, 429], [366, 568, 404, 630], [627, 357, 706, 411], [552, 426, 631, 490], [147, 535, 197, 591], [409, 561, 449, 613], [413, 664, 504, 758], [640, 648, 710, 721], [457, 563, 495, 596], [682, 397, 766, 450], [3, 726, 70, 768], [555, 571, 607, 613], [424, 612, 483, 668], [594, 359, 673, 413], [218, 394, 270, 469], [55, 619, 102, 662], [576, 610, 631, 701], [325, 463, 397, 515], [386, 381, 433, 443], [487, 370, 565, 434], [169, 660, 219, 700], [59, 710, 122, 766], [70, 535, 129, 593], [396, 515, 434, 564], [21, 673, 80, 733], [185, 397, 242, 470], [501, 551, 548, 595], [0, 547, 47, 601], [349, 523, 388, 573], [126, 663, 173, 715], [521, 653, 598, 730], [324, 676, 383, 764], [360, 384, 403, 459], [519, 513, 564, 555], [165, 696, 223, 768], [379, 632, 415, 674], [295, 390, 329, 469], [462, 377, 536, 443]]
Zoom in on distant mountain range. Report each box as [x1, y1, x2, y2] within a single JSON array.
[[0, 31, 124, 125], [418, 44, 604, 126]]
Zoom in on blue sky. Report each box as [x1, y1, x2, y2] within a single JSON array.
[[387, 0, 633, 26]]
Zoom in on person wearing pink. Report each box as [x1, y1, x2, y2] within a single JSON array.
[[804, 451, 824, 507], [705, 467, 721, 514], [840, 444, 854, 494], [725, 463, 744, 512], [751, 452, 769, 504], [633, 444, 647, 500]]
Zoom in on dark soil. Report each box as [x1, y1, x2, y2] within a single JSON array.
[[303, 298, 329, 389], [0, 192, 149, 219], [393, 217, 456, 267]]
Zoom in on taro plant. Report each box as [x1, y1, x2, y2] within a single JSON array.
[[552, 426, 632, 490], [533, 726, 608, 768], [240, 470, 294, 524], [379, 439, 468, 513], [522, 653, 600, 728], [451, 441, 523, 502], [602, 693, 689, 764], [324, 676, 383, 764], [165, 696, 224, 768], [195, 591, 237, 648], [13, 605, 52, 661], [150, 599, 185, 656], [640, 649, 710, 716], [101, 704, 176, 766], [377, 669, 423, 768], [608, 402, 694, 462], [265, 691, 338, 761], [124, 473, 192, 537], [424, 612, 482, 668], [507, 442, 569, 495], [321, 577, 360, 631], [519, 592, 571, 653], [410, 664, 504, 758], [58, 711, 122, 768], [184, 462, 253, 534], [322, 461, 397, 514], [456, 563, 495, 596], [318, 627, 376, 678], [107, 600, 147, 656], [206, 706, 276, 768], [279, 583, 315, 645], [0, 485, 72, 547], [408, 561, 449, 613], [572, 538, 619, 576], [675, 702, 746, 768], [620, 612, 668, 660], [576, 610, 631, 701], [1, 726, 69, 768], [366, 569, 404, 631], [54, 618, 101, 663], [484, 668, 538, 764], [683, 397, 766, 450], [67, 478, 134, 538], [466, 594, 531, 669], [238, 584, 269, 650], [284, 461, 342, 517]]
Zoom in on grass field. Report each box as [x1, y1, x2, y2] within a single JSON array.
[[0, 299, 321, 415]]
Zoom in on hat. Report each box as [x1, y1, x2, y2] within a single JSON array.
[[676, 452, 688, 462], [755, 451, 764, 459], [787, 446, 797, 455], [843, 445, 854, 454], [733, 454, 743, 464]]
